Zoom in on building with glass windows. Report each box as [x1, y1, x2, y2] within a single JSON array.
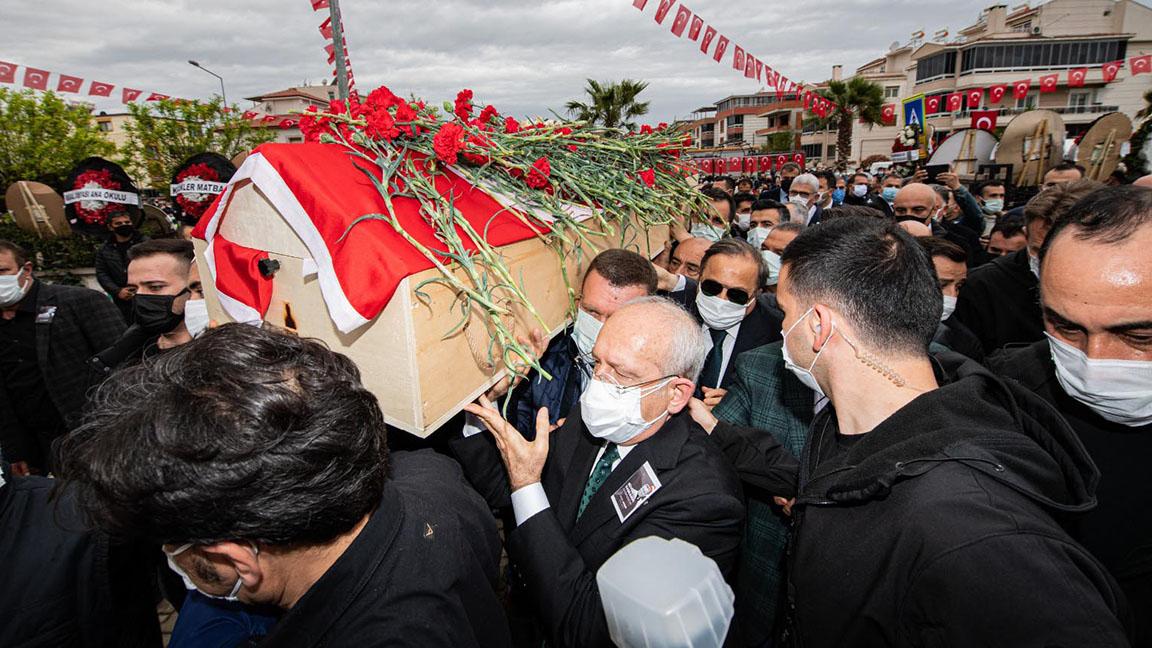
[[800, 0, 1152, 166]]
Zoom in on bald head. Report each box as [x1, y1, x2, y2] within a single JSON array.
[[894, 183, 939, 223], [668, 237, 713, 280], [899, 220, 933, 237]]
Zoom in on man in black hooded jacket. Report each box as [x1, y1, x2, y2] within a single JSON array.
[[709, 216, 1130, 646]]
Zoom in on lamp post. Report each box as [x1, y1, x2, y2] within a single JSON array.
[[188, 60, 227, 107]]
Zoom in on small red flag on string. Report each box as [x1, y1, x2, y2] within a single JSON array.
[[654, 0, 675, 24], [926, 95, 941, 113], [792, 152, 805, 169], [880, 104, 896, 124], [966, 87, 983, 107], [311, 0, 330, 10], [56, 74, 83, 93], [279, 118, 297, 129], [670, 5, 691, 37], [261, 115, 278, 123], [242, 111, 258, 120], [22, 67, 49, 90], [325, 43, 336, 64], [632, 0, 649, 9], [988, 85, 1008, 104], [713, 35, 729, 63], [0, 61, 17, 84], [744, 55, 757, 79], [758, 156, 771, 173], [945, 92, 964, 112], [146, 92, 170, 101], [1132, 55, 1151, 75], [687, 15, 703, 40], [1101, 60, 1123, 83], [732, 45, 745, 71], [122, 88, 142, 102], [1039, 74, 1059, 92], [1067, 67, 1087, 87], [1012, 79, 1031, 100], [700, 26, 716, 53], [970, 110, 998, 132], [319, 17, 333, 39], [89, 81, 114, 97]]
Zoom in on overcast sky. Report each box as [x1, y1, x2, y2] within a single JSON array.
[[5, 0, 992, 122]]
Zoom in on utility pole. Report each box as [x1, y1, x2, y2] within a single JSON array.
[[329, 0, 350, 102]]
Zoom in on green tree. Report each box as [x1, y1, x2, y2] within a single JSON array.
[[564, 79, 651, 131], [0, 88, 116, 191], [804, 77, 885, 171], [121, 96, 274, 189]]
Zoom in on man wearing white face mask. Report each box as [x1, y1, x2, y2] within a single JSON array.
[[919, 237, 983, 362], [690, 239, 783, 408], [690, 187, 735, 242], [988, 185, 1152, 647], [0, 240, 125, 476], [762, 215, 1130, 645], [787, 173, 823, 226], [459, 297, 744, 648]]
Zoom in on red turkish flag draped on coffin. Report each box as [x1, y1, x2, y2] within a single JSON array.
[[1039, 74, 1059, 92], [0, 61, 16, 83], [1067, 67, 1088, 87], [971, 111, 998, 132], [880, 104, 896, 124], [988, 85, 1008, 104], [1012, 79, 1032, 100], [192, 144, 543, 333], [22, 67, 49, 90], [1102, 60, 1123, 83]]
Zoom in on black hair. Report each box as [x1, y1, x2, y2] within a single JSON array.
[[815, 170, 837, 190], [732, 191, 757, 207], [1023, 178, 1104, 227], [586, 248, 658, 294], [973, 179, 1005, 197], [0, 239, 29, 267], [128, 238, 195, 264], [700, 237, 768, 289], [750, 199, 784, 212], [714, 176, 736, 191], [820, 205, 889, 222], [989, 222, 1026, 240], [851, 172, 870, 184], [781, 216, 941, 355], [1048, 161, 1085, 177], [1041, 185, 1152, 261], [917, 236, 967, 264], [700, 186, 736, 221], [780, 162, 801, 174], [54, 324, 389, 546]]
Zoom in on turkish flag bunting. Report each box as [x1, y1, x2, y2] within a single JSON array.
[[1039, 74, 1059, 92], [242, 111, 259, 120], [727, 157, 740, 173], [945, 92, 963, 112], [774, 79, 785, 101], [654, 0, 675, 24], [966, 88, 983, 107], [325, 43, 336, 64], [671, 5, 691, 36], [146, 93, 170, 101], [792, 153, 805, 169], [743, 157, 756, 174], [0, 61, 17, 84], [926, 95, 941, 113], [776, 155, 787, 170], [1102, 60, 1123, 83], [262, 115, 278, 123], [970, 110, 998, 132], [732, 45, 745, 71], [22, 67, 49, 90], [1067, 67, 1088, 87], [1012, 79, 1031, 100], [1132, 55, 1152, 75], [814, 100, 827, 118], [880, 104, 896, 124], [279, 119, 297, 129], [633, 0, 649, 8], [88, 81, 114, 97], [688, 15, 703, 40], [988, 85, 1008, 103], [713, 35, 729, 63], [319, 18, 333, 39], [758, 156, 771, 172], [745, 55, 757, 79], [700, 26, 716, 53], [311, 0, 329, 10], [754, 58, 763, 81], [122, 88, 142, 102], [56, 74, 83, 93], [699, 158, 713, 173]]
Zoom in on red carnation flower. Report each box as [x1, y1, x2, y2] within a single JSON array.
[[504, 117, 521, 134], [638, 168, 656, 188], [299, 106, 325, 142], [475, 104, 499, 127], [524, 156, 551, 189], [394, 102, 418, 136], [365, 109, 400, 141], [366, 85, 402, 113], [433, 122, 466, 165], [639, 124, 654, 135], [461, 133, 494, 165], [454, 89, 474, 121]]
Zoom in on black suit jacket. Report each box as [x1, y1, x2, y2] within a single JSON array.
[[452, 410, 745, 648], [687, 284, 785, 389]]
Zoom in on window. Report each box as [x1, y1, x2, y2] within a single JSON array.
[[916, 51, 957, 83], [827, 145, 837, 159], [96, 121, 112, 133], [960, 39, 1127, 74], [288, 137, 303, 143], [802, 143, 823, 159], [885, 86, 900, 99], [727, 115, 744, 128], [1015, 91, 1038, 110]]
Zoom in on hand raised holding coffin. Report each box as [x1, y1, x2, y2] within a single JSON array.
[[464, 395, 560, 490]]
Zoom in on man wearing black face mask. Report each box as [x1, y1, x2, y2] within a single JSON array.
[[94, 211, 148, 324], [127, 239, 195, 354]]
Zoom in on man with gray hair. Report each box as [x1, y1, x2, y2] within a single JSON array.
[[456, 296, 747, 648], [787, 172, 824, 225]]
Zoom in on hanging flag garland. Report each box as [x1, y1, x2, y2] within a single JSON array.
[[0, 60, 184, 104]]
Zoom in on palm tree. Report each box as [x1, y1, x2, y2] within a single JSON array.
[[564, 79, 651, 131], [806, 77, 885, 170]]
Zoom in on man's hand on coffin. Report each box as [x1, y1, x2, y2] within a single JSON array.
[[484, 328, 547, 400], [464, 396, 554, 490], [670, 215, 692, 242]]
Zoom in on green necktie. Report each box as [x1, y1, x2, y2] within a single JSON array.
[[578, 443, 620, 519]]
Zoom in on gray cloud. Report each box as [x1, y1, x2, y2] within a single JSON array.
[[4, 0, 987, 121]]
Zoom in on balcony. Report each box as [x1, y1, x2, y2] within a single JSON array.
[[944, 105, 1119, 119]]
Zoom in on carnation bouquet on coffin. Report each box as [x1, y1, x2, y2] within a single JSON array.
[[194, 84, 703, 435]]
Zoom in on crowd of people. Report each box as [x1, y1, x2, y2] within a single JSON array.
[[1, 159, 1150, 647]]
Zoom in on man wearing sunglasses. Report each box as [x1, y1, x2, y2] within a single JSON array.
[[691, 239, 784, 408], [460, 297, 749, 648]]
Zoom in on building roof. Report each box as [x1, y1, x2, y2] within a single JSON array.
[[244, 86, 333, 102]]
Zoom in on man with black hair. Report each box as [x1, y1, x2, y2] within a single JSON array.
[[736, 177, 754, 194], [706, 215, 1129, 645], [0, 239, 125, 474], [56, 324, 511, 647], [986, 221, 1028, 256], [666, 237, 712, 281], [955, 179, 1103, 355], [711, 176, 735, 195], [919, 236, 983, 361], [844, 172, 893, 218], [972, 179, 1007, 234], [988, 185, 1152, 647], [93, 210, 147, 323], [694, 186, 736, 241], [126, 239, 197, 351], [1043, 160, 1085, 189], [731, 191, 757, 232]]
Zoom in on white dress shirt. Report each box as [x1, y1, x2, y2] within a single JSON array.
[[511, 443, 634, 526], [701, 321, 742, 389]]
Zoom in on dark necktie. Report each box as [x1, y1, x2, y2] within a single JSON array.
[[578, 443, 620, 519], [697, 328, 728, 391]]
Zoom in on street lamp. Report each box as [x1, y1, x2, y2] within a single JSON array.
[[188, 60, 227, 107]]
